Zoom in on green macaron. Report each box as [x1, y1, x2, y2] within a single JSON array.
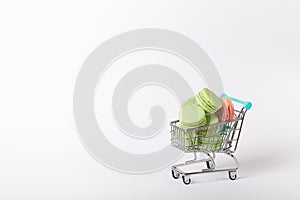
[[206, 113, 219, 125], [177, 123, 200, 147], [181, 96, 197, 107], [196, 88, 222, 113], [179, 98, 206, 127], [198, 113, 222, 151], [198, 113, 219, 133]]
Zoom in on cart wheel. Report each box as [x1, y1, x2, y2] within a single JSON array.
[[171, 170, 180, 179], [182, 175, 191, 185], [206, 161, 214, 169], [228, 171, 237, 180]]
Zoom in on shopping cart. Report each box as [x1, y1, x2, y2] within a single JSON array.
[[170, 93, 252, 184]]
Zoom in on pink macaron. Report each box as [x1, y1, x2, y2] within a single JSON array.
[[217, 98, 234, 122]]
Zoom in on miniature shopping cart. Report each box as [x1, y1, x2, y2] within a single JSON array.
[[170, 93, 252, 185]]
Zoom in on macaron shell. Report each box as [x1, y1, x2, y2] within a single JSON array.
[[203, 113, 219, 125], [206, 113, 219, 133], [181, 96, 197, 107], [222, 98, 230, 120], [223, 98, 234, 120], [198, 113, 219, 134], [200, 88, 220, 105], [198, 113, 222, 150], [177, 123, 199, 146], [228, 99, 235, 120], [208, 113, 219, 124], [217, 98, 227, 122], [179, 99, 206, 127], [196, 93, 216, 113], [229, 100, 234, 119], [196, 88, 222, 113], [201, 88, 222, 110]]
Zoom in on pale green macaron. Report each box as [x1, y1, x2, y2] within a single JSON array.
[[179, 98, 206, 128], [206, 113, 219, 125], [181, 96, 197, 107], [196, 88, 222, 113], [198, 114, 219, 133], [176, 122, 200, 146], [198, 113, 222, 151]]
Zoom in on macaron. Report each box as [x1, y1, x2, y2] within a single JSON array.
[[179, 98, 206, 127], [198, 114, 223, 151], [196, 88, 222, 113], [217, 98, 227, 122], [206, 113, 219, 125], [226, 98, 235, 120], [177, 123, 199, 146], [177, 97, 206, 147], [198, 113, 219, 134], [217, 97, 235, 122], [181, 96, 197, 107]]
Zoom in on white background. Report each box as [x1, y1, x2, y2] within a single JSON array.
[[1, 0, 300, 199]]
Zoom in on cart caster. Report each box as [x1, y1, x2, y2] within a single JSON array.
[[206, 161, 214, 169], [171, 170, 180, 179], [228, 171, 237, 180], [182, 175, 191, 185]]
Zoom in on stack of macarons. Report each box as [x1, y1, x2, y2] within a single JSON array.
[[177, 88, 235, 148]]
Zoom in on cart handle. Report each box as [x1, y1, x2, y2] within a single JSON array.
[[220, 93, 252, 110]]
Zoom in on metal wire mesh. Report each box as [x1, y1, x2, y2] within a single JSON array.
[[170, 109, 246, 153]]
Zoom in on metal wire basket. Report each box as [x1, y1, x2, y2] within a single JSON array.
[[171, 109, 246, 153]]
